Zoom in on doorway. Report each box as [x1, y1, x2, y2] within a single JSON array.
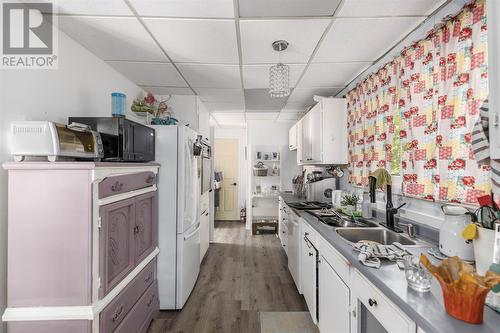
[[214, 138, 239, 221]]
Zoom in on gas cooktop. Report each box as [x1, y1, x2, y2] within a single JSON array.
[[287, 201, 332, 210]]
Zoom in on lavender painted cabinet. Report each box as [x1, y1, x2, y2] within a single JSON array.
[[134, 191, 157, 263], [100, 198, 136, 298], [2, 162, 160, 333]]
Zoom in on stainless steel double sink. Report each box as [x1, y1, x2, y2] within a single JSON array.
[[336, 228, 417, 246]]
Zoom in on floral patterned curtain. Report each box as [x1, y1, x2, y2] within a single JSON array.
[[347, 0, 490, 204]]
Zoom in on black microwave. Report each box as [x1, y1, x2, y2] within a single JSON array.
[[68, 117, 155, 162]]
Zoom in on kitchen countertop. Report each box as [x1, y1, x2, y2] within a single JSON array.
[[279, 192, 500, 333]]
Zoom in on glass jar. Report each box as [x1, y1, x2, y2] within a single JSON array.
[[111, 92, 126, 117]]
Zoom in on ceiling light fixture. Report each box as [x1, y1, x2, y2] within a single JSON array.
[[269, 40, 290, 98]]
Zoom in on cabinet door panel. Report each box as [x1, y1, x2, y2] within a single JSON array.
[[309, 107, 322, 162], [301, 234, 316, 323], [100, 198, 136, 298], [319, 257, 350, 333], [134, 191, 157, 263]]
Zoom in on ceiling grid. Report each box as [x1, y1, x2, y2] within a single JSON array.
[[52, 0, 447, 125]]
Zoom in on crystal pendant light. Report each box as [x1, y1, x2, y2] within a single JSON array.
[[269, 40, 290, 98]]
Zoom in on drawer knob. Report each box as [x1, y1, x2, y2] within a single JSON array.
[[309, 252, 314, 256], [112, 305, 124, 322], [111, 181, 123, 192], [368, 298, 377, 307], [134, 225, 140, 234]]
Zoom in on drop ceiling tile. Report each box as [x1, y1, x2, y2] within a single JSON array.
[[299, 62, 371, 87], [282, 103, 306, 113], [288, 87, 343, 106], [240, 19, 330, 64], [246, 112, 279, 120], [141, 86, 194, 95], [205, 102, 245, 111], [239, 0, 342, 17], [277, 113, 302, 120], [339, 0, 446, 17], [211, 112, 246, 127], [177, 64, 241, 88], [144, 18, 239, 63], [129, 0, 234, 18], [194, 88, 244, 102], [244, 89, 289, 111], [57, 16, 167, 62], [314, 17, 424, 63], [53, 0, 133, 16], [242, 64, 305, 89], [106, 61, 187, 86]]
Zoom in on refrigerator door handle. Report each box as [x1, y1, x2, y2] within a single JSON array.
[[184, 223, 201, 240]]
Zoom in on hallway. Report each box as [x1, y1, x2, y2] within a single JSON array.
[[148, 221, 307, 333]]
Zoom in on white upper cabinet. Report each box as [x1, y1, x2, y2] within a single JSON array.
[[289, 124, 298, 151], [293, 97, 348, 165]]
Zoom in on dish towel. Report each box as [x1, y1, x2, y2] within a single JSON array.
[[353, 241, 409, 269], [369, 168, 392, 189], [470, 99, 500, 196]]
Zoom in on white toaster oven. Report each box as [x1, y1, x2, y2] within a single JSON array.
[[11, 121, 104, 162]]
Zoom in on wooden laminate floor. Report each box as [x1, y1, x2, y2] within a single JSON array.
[[148, 221, 307, 333]]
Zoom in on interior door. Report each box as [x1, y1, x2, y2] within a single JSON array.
[[319, 256, 350, 333], [214, 138, 239, 220]]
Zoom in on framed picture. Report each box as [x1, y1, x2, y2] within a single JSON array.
[[263, 153, 270, 160], [272, 152, 280, 160], [256, 151, 262, 160]]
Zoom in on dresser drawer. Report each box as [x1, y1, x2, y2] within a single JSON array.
[[99, 172, 156, 198], [114, 282, 159, 333], [100, 259, 156, 333]]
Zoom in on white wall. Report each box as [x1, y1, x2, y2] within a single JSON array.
[[0, 30, 145, 332], [156, 94, 199, 130], [246, 120, 302, 228], [214, 126, 248, 216], [246, 120, 301, 191]]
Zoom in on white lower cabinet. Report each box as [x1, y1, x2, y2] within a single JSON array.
[[287, 212, 300, 289], [319, 256, 351, 333], [301, 222, 318, 324], [351, 270, 416, 333], [292, 219, 417, 333]]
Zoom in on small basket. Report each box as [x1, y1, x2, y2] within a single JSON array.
[[253, 162, 268, 176]]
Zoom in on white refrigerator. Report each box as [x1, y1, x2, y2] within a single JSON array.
[[153, 125, 201, 309]]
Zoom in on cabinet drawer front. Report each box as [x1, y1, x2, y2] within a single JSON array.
[[99, 172, 156, 199], [101, 259, 156, 333], [319, 236, 350, 283], [352, 270, 414, 333], [114, 282, 159, 333]]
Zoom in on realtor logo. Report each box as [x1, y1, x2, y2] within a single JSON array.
[[1, 1, 58, 69]]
